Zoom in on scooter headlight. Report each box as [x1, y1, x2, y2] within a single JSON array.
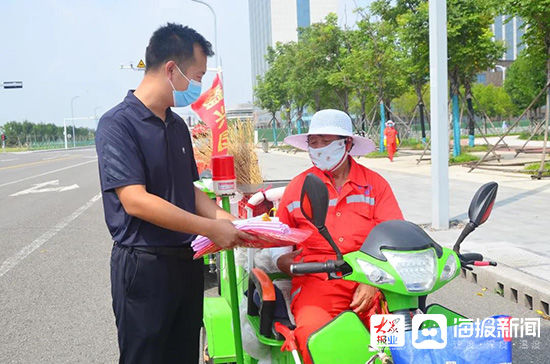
[[356, 258, 395, 285], [382, 249, 437, 292], [440, 254, 458, 281]]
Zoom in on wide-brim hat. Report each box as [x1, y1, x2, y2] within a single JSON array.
[[284, 109, 375, 156]]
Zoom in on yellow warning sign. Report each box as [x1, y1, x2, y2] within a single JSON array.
[[136, 59, 146, 69]]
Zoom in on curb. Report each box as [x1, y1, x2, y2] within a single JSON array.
[[7, 146, 95, 154], [461, 262, 550, 315]]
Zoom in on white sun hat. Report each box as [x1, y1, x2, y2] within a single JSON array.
[[283, 109, 375, 156], [385, 120, 395, 126]]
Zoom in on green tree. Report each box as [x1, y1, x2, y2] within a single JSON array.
[[502, 0, 550, 121], [3, 121, 23, 146], [298, 13, 352, 112], [471, 83, 517, 120], [372, 0, 429, 109], [504, 49, 547, 112], [348, 8, 407, 134], [446, 0, 504, 151]]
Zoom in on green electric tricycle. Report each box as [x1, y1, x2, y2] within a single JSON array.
[[201, 173, 500, 364]]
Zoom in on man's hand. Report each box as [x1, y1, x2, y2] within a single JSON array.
[[276, 249, 303, 276], [206, 219, 255, 249], [350, 283, 379, 313]]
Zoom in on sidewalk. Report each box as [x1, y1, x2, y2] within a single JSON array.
[[257, 147, 550, 316]]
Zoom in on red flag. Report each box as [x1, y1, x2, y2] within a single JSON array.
[[191, 74, 229, 156]]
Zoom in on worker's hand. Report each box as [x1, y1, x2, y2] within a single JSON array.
[[350, 283, 379, 313], [207, 219, 255, 250], [276, 249, 303, 276]]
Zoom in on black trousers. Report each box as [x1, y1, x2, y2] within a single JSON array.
[[111, 245, 204, 364]]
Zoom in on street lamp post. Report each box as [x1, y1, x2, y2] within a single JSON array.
[[191, 0, 221, 72], [429, 0, 449, 229], [494, 64, 506, 83], [94, 106, 102, 131], [70, 96, 80, 148]]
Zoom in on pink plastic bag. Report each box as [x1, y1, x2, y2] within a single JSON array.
[[191, 219, 311, 259]]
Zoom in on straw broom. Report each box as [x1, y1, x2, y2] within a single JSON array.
[[192, 119, 263, 185], [227, 118, 263, 185], [191, 124, 213, 173]]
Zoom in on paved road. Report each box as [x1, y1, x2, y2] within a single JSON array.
[[0, 148, 117, 363], [1, 148, 548, 363]]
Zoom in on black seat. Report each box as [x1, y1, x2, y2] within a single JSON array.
[[247, 268, 295, 340]]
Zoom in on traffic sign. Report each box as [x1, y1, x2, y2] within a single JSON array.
[[136, 59, 146, 69], [3, 81, 23, 89]]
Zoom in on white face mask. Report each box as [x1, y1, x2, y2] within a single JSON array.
[[308, 139, 348, 171]]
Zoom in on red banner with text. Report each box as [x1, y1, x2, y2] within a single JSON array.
[[191, 74, 229, 156]]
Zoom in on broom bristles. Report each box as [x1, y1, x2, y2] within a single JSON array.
[[192, 119, 262, 185]]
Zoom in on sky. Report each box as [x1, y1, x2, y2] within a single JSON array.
[[0, 0, 370, 130]]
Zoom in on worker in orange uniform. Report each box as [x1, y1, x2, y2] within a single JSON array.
[[275, 109, 403, 364], [383, 120, 399, 162]]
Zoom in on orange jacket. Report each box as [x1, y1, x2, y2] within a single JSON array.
[[277, 157, 403, 262], [384, 127, 398, 146]]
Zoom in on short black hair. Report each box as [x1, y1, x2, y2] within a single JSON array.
[[145, 23, 214, 72]]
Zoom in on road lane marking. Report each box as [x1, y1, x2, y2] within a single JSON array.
[[10, 180, 80, 196], [0, 156, 78, 171], [0, 158, 17, 162], [0, 158, 97, 188], [0, 193, 102, 278]]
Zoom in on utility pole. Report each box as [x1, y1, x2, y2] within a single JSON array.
[[429, 0, 450, 229], [70, 96, 80, 148]]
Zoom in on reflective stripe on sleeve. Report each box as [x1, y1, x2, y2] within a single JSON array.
[[346, 194, 375, 206], [287, 198, 341, 212], [286, 201, 301, 213], [291, 286, 302, 302]]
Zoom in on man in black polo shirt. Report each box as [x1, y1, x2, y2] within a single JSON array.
[[95, 23, 251, 363]]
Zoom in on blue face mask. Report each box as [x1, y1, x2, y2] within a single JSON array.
[[168, 65, 202, 107]]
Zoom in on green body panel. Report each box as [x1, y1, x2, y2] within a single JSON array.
[[203, 297, 236, 363], [243, 314, 296, 363], [343, 248, 461, 311], [382, 291, 418, 312], [307, 311, 384, 364], [246, 315, 286, 347]]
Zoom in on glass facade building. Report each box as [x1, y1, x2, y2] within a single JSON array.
[[492, 15, 525, 61]]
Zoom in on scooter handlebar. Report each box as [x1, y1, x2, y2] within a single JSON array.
[[291, 261, 335, 275], [459, 252, 497, 267], [459, 252, 484, 262]]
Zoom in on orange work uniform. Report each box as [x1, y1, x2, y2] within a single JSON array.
[[277, 157, 403, 364], [384, 126, 398, 162]]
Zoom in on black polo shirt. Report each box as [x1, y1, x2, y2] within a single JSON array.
[[95, 90, 199, 247]]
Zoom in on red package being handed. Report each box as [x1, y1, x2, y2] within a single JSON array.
[[191, 218, 311, 259]]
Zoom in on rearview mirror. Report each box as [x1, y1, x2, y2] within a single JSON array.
[[468, 182, 498, 227], [300, 173, 329, 229], [300, 174, 343, 260], [453, 182, 498, 253]]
